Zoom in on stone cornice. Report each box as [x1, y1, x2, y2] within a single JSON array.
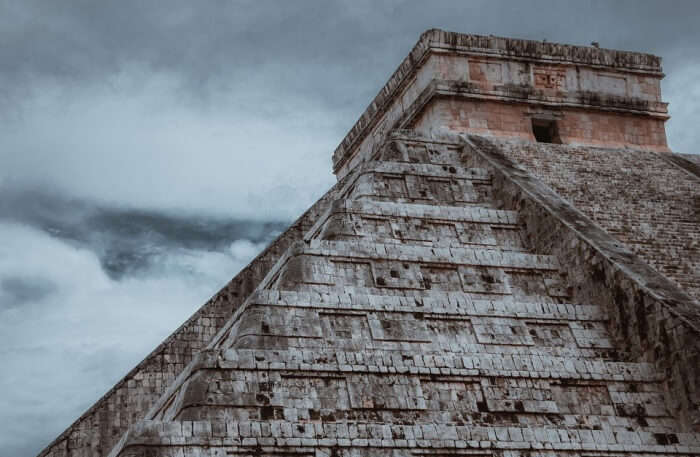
[[428, 29, 662, 73]]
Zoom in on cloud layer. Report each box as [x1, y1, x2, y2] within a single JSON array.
[[0, 195, 284, 456], [1, 1, 699, 456], [2, 1, 699, 221]]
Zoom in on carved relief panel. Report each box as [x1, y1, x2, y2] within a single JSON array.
[[472, 317, 534, 346], [550, 382, 613, 415], [357, 173, 481, 204], [421, 265, 463, 291], [372, 260, 425, 289], [533, 65, 567, 91], [427, 318, 477, 351], [421, 380, 484, 414], [347, 374, 425, 410], [469, 59, 503, 84], [481, 378, 558, 414], [460, 266, 510, 295], [379, 140, 463, 166], [367, 312, 431, 342], [320, 312, 371, 342]]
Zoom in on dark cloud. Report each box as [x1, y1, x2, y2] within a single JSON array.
[[3, 1, 699, 113], [0, 201, 282, 456], [0, 191, 285, 457], [1, 1, 696, 222], [0, 188, 287, 279], [1, 2, 699, 456], [0, 276, 56, 307], [90, 209, 285, 279]]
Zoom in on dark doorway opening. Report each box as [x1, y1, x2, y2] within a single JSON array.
[[531, 119, 561, 143]]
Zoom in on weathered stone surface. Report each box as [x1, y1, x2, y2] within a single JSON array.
[[332, 30, 669, 178], [462, 134, 700, 430], [37, 170, 352, 457], [108, 129, 699, 456], [40, 29, 700, 457], [468, 136, 700, 301]]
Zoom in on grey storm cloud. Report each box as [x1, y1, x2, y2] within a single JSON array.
[[1, 0, 698, 219], [0, 276, 57, 307], [1, 2, 699, 456], [2, 1, 699, 110]]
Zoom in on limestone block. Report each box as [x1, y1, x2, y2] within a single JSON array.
[[460, 266, 510, 295], [366, 313, 430, 342], [472, 317, 534, 346], [346, 375, 425, 410]]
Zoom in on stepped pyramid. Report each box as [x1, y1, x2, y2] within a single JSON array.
[[40, 30, 700, 457]]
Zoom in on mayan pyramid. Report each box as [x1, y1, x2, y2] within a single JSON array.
[[40, 29, 700, 457]]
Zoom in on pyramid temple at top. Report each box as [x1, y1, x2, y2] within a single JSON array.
[[40, 29, 700, 457]]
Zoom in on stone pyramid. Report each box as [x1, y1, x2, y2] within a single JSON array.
[[40, 30, 700, 457]]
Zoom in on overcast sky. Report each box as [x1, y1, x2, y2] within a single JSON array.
[[1, 1, 699, 456]]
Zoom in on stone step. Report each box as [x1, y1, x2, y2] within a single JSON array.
[[202, 348, 661, 383], [342, 200, 518, 224], [347, 160, 492, 205], [250, 289, 606, 322], [148, 349, 672, 431], [358, 160, 491, 181], [227, 302, 614, 355], [295, 240, 559, 270], [262, 240, 565, 298], [113, 419, 700, 455], [376, 134, 464, 165], [307, 199, 525, 250]]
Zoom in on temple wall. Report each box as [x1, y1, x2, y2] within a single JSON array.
[[333, 30, 667, 179], [412, 98, 669, 150]]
